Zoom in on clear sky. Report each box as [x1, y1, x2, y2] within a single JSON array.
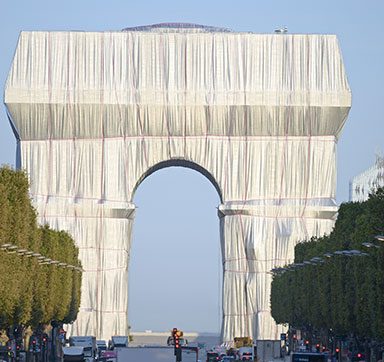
[[1, 0, 383, 333]]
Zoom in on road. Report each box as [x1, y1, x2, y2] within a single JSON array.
[[117, 347, 200, 362]]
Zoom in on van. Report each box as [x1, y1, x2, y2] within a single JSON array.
[[110, 336, 129, 349], [69, 336, 97, 361]]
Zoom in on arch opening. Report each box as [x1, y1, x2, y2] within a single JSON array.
[[129, 165, 223, 334]]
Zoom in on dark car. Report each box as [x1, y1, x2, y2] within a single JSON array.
[[291, 352, 327, 362], [207, 352, 219, 362]]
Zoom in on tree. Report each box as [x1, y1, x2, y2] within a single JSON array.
[[271, 187, 384, 341], [0, 166, 82, 330]]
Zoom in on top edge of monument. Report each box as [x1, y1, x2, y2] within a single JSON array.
[[121, 23, 233, 33]]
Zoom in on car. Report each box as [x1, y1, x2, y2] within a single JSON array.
[[206, 352, 219, 362], [100, 350, 117, 362], [291, 352, 327, 362], [221, 356, 235, 362]]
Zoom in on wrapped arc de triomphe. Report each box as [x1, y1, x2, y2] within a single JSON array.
[[4, 24, 351, 342]]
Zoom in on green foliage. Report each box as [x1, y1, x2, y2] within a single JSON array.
[[0, 166, 82, 329], [271, 187, 384, 341]]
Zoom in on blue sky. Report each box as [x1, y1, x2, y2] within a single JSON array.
[[1, 0, 383, 333]]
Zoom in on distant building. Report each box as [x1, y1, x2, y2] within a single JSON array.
[[350, 155, 384, 201]]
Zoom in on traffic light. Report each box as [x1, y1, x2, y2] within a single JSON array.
[[175, 334, 180, 349], [316, 343, 320, 352], [31, 338, 38, 352], [7, 344, 13, 358], [172, 328, 182, 362], [335, 347, 340, 360]]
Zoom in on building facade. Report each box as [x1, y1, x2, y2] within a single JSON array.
[[350, 155, 384, 202]]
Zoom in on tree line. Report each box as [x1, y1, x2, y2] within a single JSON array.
[[0, 166, 82, 330], [271, 187, 384, 342]]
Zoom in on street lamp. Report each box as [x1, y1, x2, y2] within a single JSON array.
[[362, 242, 380, 249], [271, 267, 287, 274], [17, 248, 28, 255], [310, 257, 324, 264], [1, 245, 80, 272], [333, 250, 344, 255], [5, 245, 18, 254], [341, 250, 360, 257], [346, 249, 368, 256]]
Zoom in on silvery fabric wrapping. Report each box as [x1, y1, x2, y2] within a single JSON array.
[[4, 27, 351, 342]]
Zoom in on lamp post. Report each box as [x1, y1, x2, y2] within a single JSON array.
[[362, 242, 380, 249], [16, 249, 28, 255], [1, 244, 81, 271], [374, 235, 384, 242], [6, 245, 18, 254]]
